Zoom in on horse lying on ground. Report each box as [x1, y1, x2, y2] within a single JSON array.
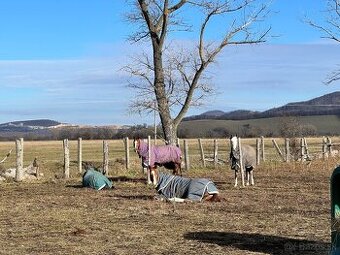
[[133, 138, 182, 183], [150, 168, 220, 202], [0, 157, 41, 181], [82, 168, 113, 190], [230, 135, 256, 187]]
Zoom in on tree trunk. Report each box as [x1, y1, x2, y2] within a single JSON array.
[[161, 118, 178, 145], [129, 1, 272, 146], [153, 45, 178, 145]]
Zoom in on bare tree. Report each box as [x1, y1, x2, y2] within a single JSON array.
[[124, 0, 271, 144], [305, 0, 340, 84]]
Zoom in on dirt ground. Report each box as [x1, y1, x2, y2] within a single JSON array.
[[0, 158, 338, 255]]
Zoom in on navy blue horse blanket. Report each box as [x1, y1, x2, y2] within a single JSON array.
[[155, 172, 219, 202]]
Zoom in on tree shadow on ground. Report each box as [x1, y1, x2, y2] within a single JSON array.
[[66, 176, 147, 189], [184, 231, 330, 255]]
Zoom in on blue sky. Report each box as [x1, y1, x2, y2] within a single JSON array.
[[0, 0, 339, 125]]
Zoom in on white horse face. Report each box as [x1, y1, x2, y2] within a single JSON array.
[[133, 139, 139, 154], [230, 135, 238, 151]]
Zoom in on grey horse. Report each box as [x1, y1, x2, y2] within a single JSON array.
[[229, 135, 256, 186]]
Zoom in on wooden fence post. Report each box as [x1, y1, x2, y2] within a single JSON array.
[[303, 137, 311, 160], [15, 138, 24, 182], [214, 139, 218, 167], [300, 138, 305, 162], [103, 140, 109, 175], [176, 138, 180, 149], [147, 136, 152, 183], [256, 138, 260, 165], [261, 136, 265, 162], [78, 137, 82, 173], [184, 139, 190, 171], [198, 138, 206, 167], [237, 137, 245, 187], [272, 138, 285, 161], [285, 138, 290, 162], [322, 136, 328, 160], [328, 137, 333, 156], [63, 139, 70, 178], [124, 137, 130, 170]]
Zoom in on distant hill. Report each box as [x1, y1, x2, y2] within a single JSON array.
[[0, 119, 130, 140], [0, 119, 62, 132], [184, 92, 340, 121], [259, 91, 340, 118], [178, 115, 340, 137], [200, 110, 226, 117]]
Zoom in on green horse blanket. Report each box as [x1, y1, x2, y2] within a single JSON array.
[[82, 168, 113, 190]]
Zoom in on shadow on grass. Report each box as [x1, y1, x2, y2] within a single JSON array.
[[183, 231, 329, 255], [109, 176, 146, 183], [112, 194, 155, 200]]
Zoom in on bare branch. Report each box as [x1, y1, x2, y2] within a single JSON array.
[[305, 0, 339, 42], [307, 19, 340, 43], [325, 68, 340, 85], [124, 0, 272, 143], [305, 0, 340, 84], [0, 149, 12, 164]]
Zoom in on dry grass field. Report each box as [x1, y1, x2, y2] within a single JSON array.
[[0, 138, 339, 255]]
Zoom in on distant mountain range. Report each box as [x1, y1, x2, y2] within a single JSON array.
[[0, 92, 339, 138], [183, 91, 340, 121], [0, 119, 127, 136]]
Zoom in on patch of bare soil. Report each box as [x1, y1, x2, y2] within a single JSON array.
[[0, 159, 337, 255]]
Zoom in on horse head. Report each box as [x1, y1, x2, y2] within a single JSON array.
[[133, 138, 140, 154], [134, 138, 146, 158], [230, 135, 238, 152], [229, 135, 240, 170]]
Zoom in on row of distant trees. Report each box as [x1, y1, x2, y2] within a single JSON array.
[[0, 120, 324, 141], [178, 122, 318, 138]]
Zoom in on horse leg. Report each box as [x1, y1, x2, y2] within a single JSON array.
[[147, 166, 152, 185], [246, 170, 250, 186], [234, 171, 238, 187], [177, 162, 182, 176], [250, 170, 255, 185], [149, 167, 159, 186], [171, 162, 181, 176], [172, 163, 177, 175]]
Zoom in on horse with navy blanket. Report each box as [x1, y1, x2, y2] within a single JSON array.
[[133, 138, 182, 184], [150, 168, 220, 202]]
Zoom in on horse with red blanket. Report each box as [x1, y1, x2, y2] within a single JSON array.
[[133, 138, 182, 183]]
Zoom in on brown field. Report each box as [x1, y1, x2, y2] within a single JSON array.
[[0, 138, 339, 254]]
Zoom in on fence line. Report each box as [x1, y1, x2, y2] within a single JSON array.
[[1, 136, 339, 180]]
